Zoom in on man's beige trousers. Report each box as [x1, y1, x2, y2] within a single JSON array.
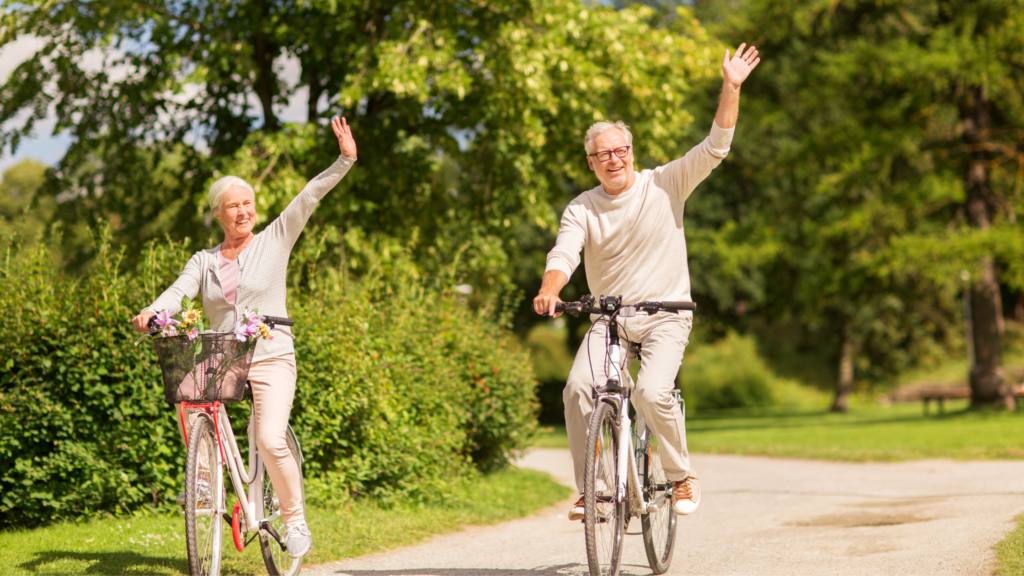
[[563, 313, 692, 494]]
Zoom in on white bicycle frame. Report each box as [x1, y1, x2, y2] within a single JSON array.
[[596, 327, 676, 517], [182, 403, 280, 541]]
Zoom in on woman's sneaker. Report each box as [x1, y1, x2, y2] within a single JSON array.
[[285, 521, 313, 558], [567, 495, 585, 521]]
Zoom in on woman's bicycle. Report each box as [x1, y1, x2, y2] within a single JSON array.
[[555, 295, 696, 576], [146, 315, 304, 576]]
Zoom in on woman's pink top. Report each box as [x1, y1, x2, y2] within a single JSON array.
[[217, 248, 239, 305]]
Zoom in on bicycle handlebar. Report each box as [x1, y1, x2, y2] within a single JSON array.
[[147, 314, 294, 335], [552, 296, 695, 317]]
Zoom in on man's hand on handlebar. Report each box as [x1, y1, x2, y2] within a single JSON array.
[[534, 292, 564, 318], [132, 310, 156, 334]]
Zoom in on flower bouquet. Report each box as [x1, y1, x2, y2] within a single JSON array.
[[148, 297, 272, 404]]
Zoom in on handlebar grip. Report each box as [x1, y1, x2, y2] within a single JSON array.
[[147, 316, 159, 335], [554, 303, 567, 312], [261, 315, 294, 327], [660, 301, 697, 312]]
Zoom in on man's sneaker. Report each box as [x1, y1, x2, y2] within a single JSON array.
[[672, 475, 700, 515], [568, 495, 585, 521], [285, 521, 313, 558]]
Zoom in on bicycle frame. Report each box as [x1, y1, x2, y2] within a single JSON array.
[[179, 402, 279, 538], [596, 321, 674, 518]]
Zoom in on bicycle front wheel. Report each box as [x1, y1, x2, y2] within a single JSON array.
[[584, 401, 626, 576], [258, 424, 306, 576], [184, 414, 223, 576], [640, 432, 677, 574]]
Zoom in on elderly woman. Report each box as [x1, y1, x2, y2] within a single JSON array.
[[132, 116, 357, 558]]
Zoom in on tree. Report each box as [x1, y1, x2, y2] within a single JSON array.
[[0, 159, 53, 248], [693, 0, 1024, 409], [0, 0, 724, 302]]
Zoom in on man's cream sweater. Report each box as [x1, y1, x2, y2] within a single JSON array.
[[545, 122, 734, 306], [144, 155, 355, 362]]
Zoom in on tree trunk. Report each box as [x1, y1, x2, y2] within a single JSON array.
[[830, 329, 855, 413], [963, 87, 1007, 408], [307, 71, 323, 123], [252, 0, 280, 132]]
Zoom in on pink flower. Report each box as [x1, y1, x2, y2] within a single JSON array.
[[154, 310, 178, 327], [187, 325, 199, 341]]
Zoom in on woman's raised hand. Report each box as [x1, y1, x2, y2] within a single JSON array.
[[332, 116, 357, 159]]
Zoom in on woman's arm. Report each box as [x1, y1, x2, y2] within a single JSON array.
[[265, 117, 358, 249], [131, 252, 203, 333]]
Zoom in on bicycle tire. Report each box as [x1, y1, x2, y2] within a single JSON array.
[[584, 401, 626, 576], [258, 425, 305, 576], [184, 414, 223, 576], [640, 432, 677, 574]]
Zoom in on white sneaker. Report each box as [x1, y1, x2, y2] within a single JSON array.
[[568, 495, 585, 521], [672, 476, 700, 515], [285, 521, 313, 558]]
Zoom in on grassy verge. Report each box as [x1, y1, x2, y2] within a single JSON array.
[[686, 401, 1024, 461], [996, 513, 1024, 576], [0, 467, 571, 576], [536, 402, 1024, 461]]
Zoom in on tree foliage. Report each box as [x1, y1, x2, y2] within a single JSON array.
[[693, 0, 1024, 405]]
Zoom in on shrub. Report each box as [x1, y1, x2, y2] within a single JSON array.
[[679, 331, 827, 413], [0, 230, 537, 528]]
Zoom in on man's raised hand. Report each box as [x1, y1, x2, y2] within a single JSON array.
[[332, 116, 357, 159], [723, 43, 760, 90]]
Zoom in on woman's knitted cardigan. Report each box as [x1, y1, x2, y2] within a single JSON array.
[[143, 155, 355, 362]]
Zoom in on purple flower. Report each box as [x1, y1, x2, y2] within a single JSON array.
[[161, 325, 179, 338], [154, 310, 178, 327], [187, 325, 199, 341], [234, 323, 248, 342]]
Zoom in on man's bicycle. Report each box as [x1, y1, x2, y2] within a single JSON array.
[[555, 295, 696, 576], [146, 315, 304, 576]]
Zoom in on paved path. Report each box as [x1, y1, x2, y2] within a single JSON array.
[[306, 449, 1024, 576]]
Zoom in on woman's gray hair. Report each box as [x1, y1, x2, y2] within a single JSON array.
[[208, 175, 255, 215], [584, 121, 633, 155]]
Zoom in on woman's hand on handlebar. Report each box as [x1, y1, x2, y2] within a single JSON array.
[[533, 292, 563, 318], [132, 310, 156, 334]]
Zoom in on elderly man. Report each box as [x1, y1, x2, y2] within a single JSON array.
[[534, 44, 760, 520]]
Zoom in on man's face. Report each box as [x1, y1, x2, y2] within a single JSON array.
[[587, 129, 634, 194]]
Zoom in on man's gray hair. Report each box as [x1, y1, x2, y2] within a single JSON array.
[[584, 121, 633, 155], [208, 175, 255, 215]]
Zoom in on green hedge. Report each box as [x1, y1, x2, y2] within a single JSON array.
[[0, 231, 537, 528]]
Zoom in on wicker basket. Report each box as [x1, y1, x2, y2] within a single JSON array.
[[151, 333, 257, 404]]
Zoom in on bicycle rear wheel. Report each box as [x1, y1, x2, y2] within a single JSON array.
[[184, 414, 223, 576], [640, 432, 677, 574], [258, 425, 305, 576], [584, 401, 626, 576]]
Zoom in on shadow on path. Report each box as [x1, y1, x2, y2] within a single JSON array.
[[332, 565, 654, 576], [18, 551, 190, 576]]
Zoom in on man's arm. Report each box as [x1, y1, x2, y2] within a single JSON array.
[[535, 203, 587, 317], [715, 43, 760, 129], [533, 270, 569, 317]]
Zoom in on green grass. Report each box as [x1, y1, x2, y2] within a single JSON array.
[[535, 402, 1024, 461], [996, 513, 1024, 576], [0, 467, 571, 576], [688, 401, 1024, 461]]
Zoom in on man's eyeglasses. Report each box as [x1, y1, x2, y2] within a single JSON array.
[[587, 146, 631, 163]]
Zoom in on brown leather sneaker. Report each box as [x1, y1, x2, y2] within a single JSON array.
[[672, 475, 700, 515], [568, 494, 585, 521]]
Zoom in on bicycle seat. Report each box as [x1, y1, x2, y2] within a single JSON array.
[[242, 381, 253, 400]]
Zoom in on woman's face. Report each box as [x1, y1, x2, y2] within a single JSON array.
[[215, 185, 257, 239]]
